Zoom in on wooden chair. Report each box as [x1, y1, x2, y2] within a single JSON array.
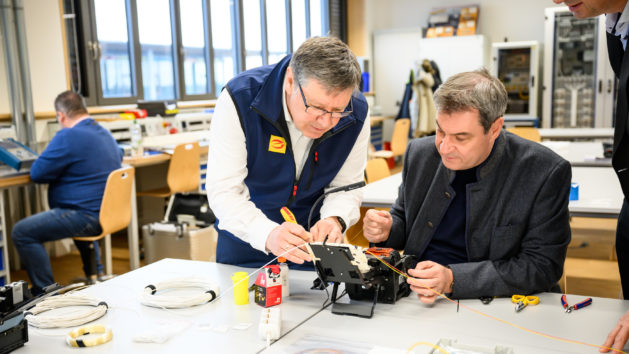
[[390, 118, 411, 158], [137, 142, 200, 220], [365, 158, 391, 184], [74, 166, 135, 277], [506, 127, 541, 142]]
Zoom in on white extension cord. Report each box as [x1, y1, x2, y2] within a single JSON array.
[[25, 293, 108, 329], [141, 277, 220, 309], [259, 307, 281, 348]]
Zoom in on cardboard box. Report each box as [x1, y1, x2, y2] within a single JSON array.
[[254, 265, 282, 307]]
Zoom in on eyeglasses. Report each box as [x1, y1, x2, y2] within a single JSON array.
[[298, 82, 353, 119]]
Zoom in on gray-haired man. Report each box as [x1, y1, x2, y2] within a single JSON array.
[[206, 36, 369, 268], [363, 68, 571, 303]]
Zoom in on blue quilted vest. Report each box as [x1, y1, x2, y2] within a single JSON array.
[[216, 55, 368, 268]]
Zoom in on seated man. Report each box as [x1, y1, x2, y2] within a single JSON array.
[[12, 91, 123, 293], [363, 69, 571, 303]]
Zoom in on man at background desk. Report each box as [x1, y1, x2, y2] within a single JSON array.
[[206, 37, 369, 268], [11, 91, 122, 294], [553, 0, 629, 351], [363, 69, 571, 303]]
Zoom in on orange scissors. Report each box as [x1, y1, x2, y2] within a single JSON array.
[[512, 294, 540, 312]]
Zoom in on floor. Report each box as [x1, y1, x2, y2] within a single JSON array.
[[9, 231, 144, 287]]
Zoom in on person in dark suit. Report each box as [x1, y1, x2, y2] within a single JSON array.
[[363, 68, 572, 304], [553, 0, 629, 352]]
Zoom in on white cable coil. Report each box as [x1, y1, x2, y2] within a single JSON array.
[[141, 277, 220, 309], [25, 293, 108, 329]]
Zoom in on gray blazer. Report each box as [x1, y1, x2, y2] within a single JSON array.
[[383, 130, 571, 299]]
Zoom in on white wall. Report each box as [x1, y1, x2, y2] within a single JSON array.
[[0, 0, 67, 115], [362, 0, 566, 73]]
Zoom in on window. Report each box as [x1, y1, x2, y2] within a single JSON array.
[[93, 0, 134, 98], [291, 0, 307, 50], [137, 0, 176, 100], [66, 0, 336, 106], [266, 0, 288, 64], [179, 0, 210, 96], [209, 0, 237, 92], [242, 0, 263, 70]]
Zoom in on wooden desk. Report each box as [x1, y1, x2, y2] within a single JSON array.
[[18, 259, 629, 353], [0, 173, 31, 188], [122, 153, 173, 270], [122, 143, 209, 270], [369, 115, 394, 126], [0, 173, 33, 283]]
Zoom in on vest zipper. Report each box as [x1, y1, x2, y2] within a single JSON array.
[[251, 106, 301, 206], [304, 120, 356, 190]]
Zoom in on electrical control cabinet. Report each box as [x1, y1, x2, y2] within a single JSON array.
[[543, 7, 616, 128], [492, 41, 540, 125]]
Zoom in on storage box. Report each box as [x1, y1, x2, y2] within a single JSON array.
[[254, 265, 282, 308], [142, 223, 217, 264]]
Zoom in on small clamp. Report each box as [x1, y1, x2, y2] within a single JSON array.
[[561, 294, 592, 313], [479, 296, 494, 305]]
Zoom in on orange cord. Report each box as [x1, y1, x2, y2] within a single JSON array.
[[365, 249, 627, 354]]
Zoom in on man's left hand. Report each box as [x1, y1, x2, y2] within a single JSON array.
[[407, 261, 453, 304], [310, 217, 343, 243]]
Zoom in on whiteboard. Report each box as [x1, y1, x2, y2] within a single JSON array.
[[373, 30, 488, 116], [373, 28, 423, 116]]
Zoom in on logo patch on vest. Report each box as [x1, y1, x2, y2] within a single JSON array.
[[268, 135, 286, 154]]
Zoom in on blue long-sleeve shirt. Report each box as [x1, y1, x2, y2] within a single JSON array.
[[30, 118, 123, 216]]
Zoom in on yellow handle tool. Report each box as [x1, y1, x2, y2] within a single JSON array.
[[280, 206, 297, 224]]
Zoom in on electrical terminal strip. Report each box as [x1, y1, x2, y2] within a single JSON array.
[[258, 307, 281, 347]]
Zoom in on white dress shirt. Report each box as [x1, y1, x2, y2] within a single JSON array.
[[607, 2, 629, 49], [206, 80, 370, 254]]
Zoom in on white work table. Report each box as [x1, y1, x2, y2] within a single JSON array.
[[541, 141, 611, 167], [17, 259, 629, 353], [18, 259, 326, 353], [362, 168, 623, 217], [539, 128, 614, 140]]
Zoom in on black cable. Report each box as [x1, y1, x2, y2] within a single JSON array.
[[306, 181, 366, 230]]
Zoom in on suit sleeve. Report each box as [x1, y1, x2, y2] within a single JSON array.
[[449, 159, 572, 298], [381, 143, 414, 250]]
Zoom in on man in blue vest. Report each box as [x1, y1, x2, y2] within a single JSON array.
[[206, 36, 369, 268]]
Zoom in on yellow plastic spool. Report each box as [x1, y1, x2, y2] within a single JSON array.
[[231, 272, 249, 305]]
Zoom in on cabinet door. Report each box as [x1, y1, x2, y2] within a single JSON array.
[[492, 41, 540, 124], [543, 7, 614, 128]]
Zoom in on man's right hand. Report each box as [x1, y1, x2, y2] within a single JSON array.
[[363, 209, 392, 243], [265, 222, 313, 264]]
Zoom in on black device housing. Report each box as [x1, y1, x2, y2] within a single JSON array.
[[167, 193, 216, 227], [345, 249, 412, 304], [309, 244, 413, 318], [0, 281, 30, 315], [0, 312, 27, 354], [137, 100, 177, 117]]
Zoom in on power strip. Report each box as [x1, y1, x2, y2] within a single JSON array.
[[258, 307, 281, 346]]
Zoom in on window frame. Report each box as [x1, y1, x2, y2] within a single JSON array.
[[69, 0, 335, 106]]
